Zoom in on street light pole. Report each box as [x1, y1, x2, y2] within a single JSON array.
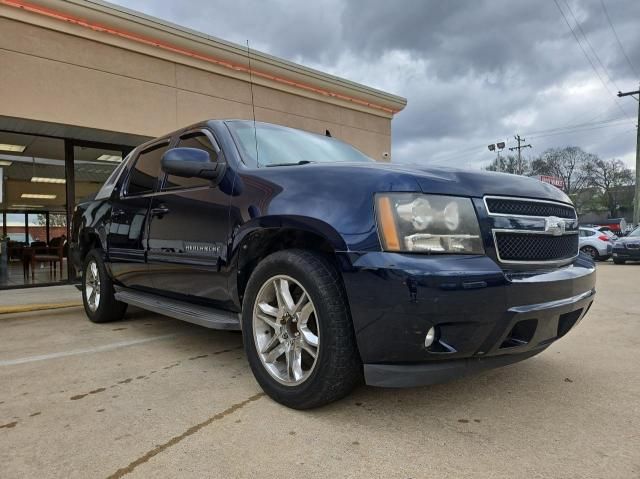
[[618, 84, 640, 226], [488, 142, 506, 172]]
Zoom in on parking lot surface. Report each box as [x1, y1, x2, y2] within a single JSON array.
[[1, 262, 638, 479]]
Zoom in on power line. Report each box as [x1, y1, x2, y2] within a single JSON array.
[[429, 142, 493, 163], [529, 116, 628, 138], [527, 119, 633, 140], [591, 126, 638, 149], [524, 103, 622, 141], [563, 0, 623, 92], [520, 115, 627, 137], [600, 0, 639, 79], [553, 0, 631, 119], [577, 104, 624, 124], [556, 103, 616, 131], [428, 118, 634, 166]]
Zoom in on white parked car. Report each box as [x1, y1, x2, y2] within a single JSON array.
[[597, 226, 618, 241], [579, 227, 612, 261]]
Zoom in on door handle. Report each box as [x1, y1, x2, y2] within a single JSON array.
[[151, 204, 170, 217]]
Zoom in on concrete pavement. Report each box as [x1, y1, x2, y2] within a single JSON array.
[[0, 284, 81, 313], [0, 262, 638, 478]]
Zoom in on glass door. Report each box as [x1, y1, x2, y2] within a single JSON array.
[[0, 131, 67, 287]]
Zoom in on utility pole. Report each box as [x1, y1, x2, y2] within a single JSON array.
[[508, 134, 532, 175], [618, 83, 640, 227]]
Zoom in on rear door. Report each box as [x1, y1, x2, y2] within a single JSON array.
[[107, 140, 169, 290], [147, 130, 232, 307]]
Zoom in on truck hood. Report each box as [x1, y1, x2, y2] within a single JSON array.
[[334, 162, 573, 204]]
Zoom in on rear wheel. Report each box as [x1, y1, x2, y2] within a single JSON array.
[[580, 246, 599, 260], [242, 249, 361, 409], [82, 249, 127, 323]]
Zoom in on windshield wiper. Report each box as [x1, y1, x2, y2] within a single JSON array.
[[265, 160, 315, 167]]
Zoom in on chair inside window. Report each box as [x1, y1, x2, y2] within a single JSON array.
[[26, 238, 65, 279], [8, 241, 25, 261]]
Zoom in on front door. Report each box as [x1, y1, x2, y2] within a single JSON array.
[[108, 141, 169, 290], [147, 130, 232, 308]]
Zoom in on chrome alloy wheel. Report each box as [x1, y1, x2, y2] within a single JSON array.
[[85, 260, 101, 312], [252, 275, 320, 386]]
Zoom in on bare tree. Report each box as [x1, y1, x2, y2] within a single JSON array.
[[584, 158, 635, 216], [531, 147, 594, 196], [484, 154, 531, 175], [36, 213, 67, 227]]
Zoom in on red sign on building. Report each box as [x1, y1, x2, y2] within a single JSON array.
[[537, 175, 565, 189]]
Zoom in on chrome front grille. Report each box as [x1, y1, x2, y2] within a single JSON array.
[[485, 196, 577, 219], [485, 196, 579, 264], [494, 232, 579, 262]]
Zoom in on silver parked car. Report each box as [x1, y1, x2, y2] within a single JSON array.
[[579, 227, 612, 260]]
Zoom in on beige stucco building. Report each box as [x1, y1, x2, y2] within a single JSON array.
[[0, 0, 406, 288], [0, 0, 405, 156]]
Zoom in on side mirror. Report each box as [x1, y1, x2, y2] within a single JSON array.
[[161, 147, 222, 181]]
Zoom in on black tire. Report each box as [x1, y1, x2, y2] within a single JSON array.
[[613, 258, 626, 265], [241, 249, 361, 409], [82, 248, 127, 323], [580, 246, 599, 260]]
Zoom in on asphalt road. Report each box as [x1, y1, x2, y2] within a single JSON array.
[[1, 262, 638, 479]]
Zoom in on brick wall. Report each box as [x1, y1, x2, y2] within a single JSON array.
[[5, 226, 66, 243]]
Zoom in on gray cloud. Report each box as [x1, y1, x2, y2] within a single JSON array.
[[111, 0, 639, 168]]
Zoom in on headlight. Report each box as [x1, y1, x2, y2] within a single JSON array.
[[375, 193, 484, 254]]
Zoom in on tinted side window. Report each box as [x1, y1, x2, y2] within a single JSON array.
[[163, 133, 218, 190], [126, 143, 168, 196]]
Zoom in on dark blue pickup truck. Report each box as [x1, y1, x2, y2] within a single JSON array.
[[70, 120, 596, 409]]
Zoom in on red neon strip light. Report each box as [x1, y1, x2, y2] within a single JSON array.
[[1, 0, 399, 114]]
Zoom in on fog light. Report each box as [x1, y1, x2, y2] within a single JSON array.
[[425, 326, 436, 348]]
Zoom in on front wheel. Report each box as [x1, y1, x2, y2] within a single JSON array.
[[82, 249, 127, 323], [580, 246, 599, 260], [613, 258, 626, 265], [242, 249, 361, 409]]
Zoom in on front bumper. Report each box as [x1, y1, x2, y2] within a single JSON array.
[[612, 246, 640, 260], [365, 347, 547, 388], [339, 252, 596, 387]]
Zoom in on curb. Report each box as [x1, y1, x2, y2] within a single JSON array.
[[0, 302, 82, 315]]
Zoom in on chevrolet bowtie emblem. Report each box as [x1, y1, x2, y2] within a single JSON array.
[[545, 216, 566, 236]]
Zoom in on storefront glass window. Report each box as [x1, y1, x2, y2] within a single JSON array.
[[74, 146, 125, 205], [0, 132, 129, 288]]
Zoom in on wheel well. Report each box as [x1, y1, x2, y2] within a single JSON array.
[[79, 232, 102, 262], [237, 228, 340, 302]]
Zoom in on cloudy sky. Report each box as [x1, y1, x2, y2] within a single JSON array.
[[110, 0, 639, 169]]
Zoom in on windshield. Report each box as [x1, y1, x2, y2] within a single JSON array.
[[226, 121, 373, 167], [628, 227, 640, 237]]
